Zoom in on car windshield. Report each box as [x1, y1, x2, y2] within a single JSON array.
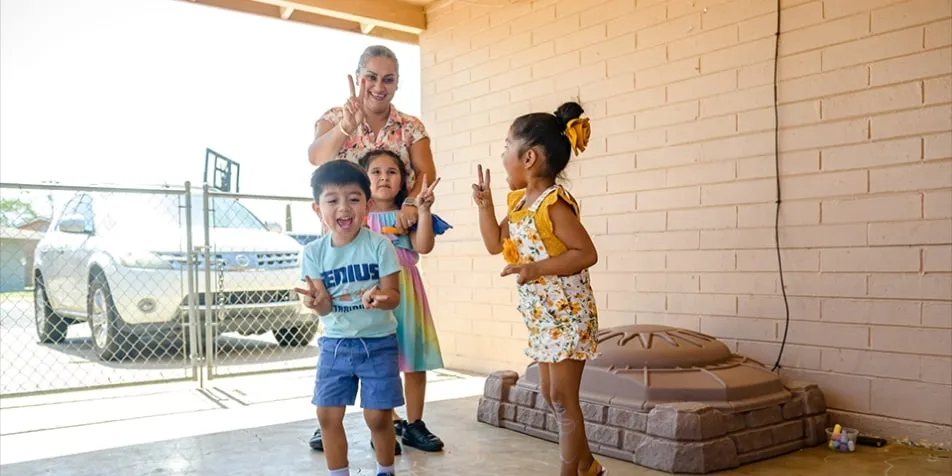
[[99, 193, 266, 231]]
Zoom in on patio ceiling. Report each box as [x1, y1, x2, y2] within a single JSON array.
[[176, 0, 430, 44]]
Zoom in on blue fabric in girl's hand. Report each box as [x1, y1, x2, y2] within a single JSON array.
[[410, 214, 453, 236]]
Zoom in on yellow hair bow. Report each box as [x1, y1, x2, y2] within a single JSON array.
[[564, 117, 591, 156]]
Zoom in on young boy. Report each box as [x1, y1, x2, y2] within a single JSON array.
[[295, 160, 403, 476]]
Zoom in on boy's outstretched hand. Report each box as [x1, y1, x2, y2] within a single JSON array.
[[472, 165, 494, 209], [361, 286, 390, 310], [294, 276, 329, 313]]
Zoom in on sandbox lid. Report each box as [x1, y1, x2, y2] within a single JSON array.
[[519, 325, 790, 411]]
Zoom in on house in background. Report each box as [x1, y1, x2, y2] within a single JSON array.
[[0, 227, 44, 292], [16, 217, 49, 289]]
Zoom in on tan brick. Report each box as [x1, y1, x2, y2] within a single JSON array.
[[821, 349, 920, 381], [738, 100, 822, 133], [821, 247, 921, 272], [668, 161, 735, 187], [532, 51, 580, 80], [869, 220, 952, 246], [921, 356, 952, 385], [926, 19, 952, 48], [606, 291, 666, 312], [924, 190, 952, 219], [821, 0, 895, 19], [577, 191, 638, 215], [489, 66, 532, 92], [700, 315, 776, 341], [606, 84, 666, 115], [473, 90, 513, 115], [668, 292, 737, 316], [873, 379, 951, 425], [636, 230, 702, 250], [701, 178, 775, 206], [637, 13, 702, 50], [605, 251, 666, 272], [669, 70, 739, 103], [577, 154, 636, 177], [869, 274, 952, 300], [637, 101, 700, 129], [700, 227, 776, 249], [579, 0, 635, 27], [923, 301, 952, 328], [606, 168, 665, 193], [736, 249, 820, 272], [822, 193, 923, 224], [780, 12, 870, 56], [701, 131, 775, 161], [872, 0, 952, 34], [821, 298, 920, 326], [668, 0, 732, 19], [925, 131, 952, 160], [607, 211, 667, 233], [509, 77, 555, 103], [702, 0, 777, 30], [871, 161, 952, 193], [636, 57, 700, 89], [668, 206, 737, 230], [925, 75, 952, 105], [589, 272, 636, 292], [821, 137, 922, 172], [822, 82, 924, 120], [780, 119, 869, 151], [470, 21, 513, 50], [699, 84, 773, 117], [785, 272, 868, 298], [453, 79, 490, 103], [784, 224, 868, 248], [779, 65, 869, 103], [737, 151, 821, 179], [737, 341, 821, 370], [739, 52, 823, 88], [667, 250, 736, 272], [556, 61, 607, 90], [666, 115, 737, 145], [780, 170, 867, 200], [923, 245, 952, 272], [606, 128, 666, 153], [452, 47, 490, 72], [637, 186, 701, 211], [737, 295, 820, 320], [670, 24, 740, 60], [870, 47, 952, 87], [786, 320, 869, 349], [738, 200, 820, 227], [508, 42, 556, 71], [700, 272, 778, 294], [638, 142, 702, 169], [702, 37, 776, 74], [532, 12, 580, 45], [606, 2, 667, 37], [823, 27, 925, 71], [451, 112, 491, 133], [555, 24, 607, 54]]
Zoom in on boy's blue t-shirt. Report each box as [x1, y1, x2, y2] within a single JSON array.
[[299, 228, 401, 338]]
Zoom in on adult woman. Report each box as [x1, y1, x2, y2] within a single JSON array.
[[306, 45, 444, 455]]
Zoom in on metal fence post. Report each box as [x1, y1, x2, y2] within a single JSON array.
[[183, 181, 203, 387], [201, 184, 215, 378]]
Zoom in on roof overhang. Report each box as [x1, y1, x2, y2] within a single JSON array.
[[175, 0, 428, 45]]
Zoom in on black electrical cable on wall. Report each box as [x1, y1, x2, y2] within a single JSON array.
[[771, 0, 791, 373]]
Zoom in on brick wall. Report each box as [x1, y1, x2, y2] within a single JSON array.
[[418, 0, 951, 444]]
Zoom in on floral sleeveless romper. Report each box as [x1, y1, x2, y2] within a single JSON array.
[[507, 184, 599, 363]]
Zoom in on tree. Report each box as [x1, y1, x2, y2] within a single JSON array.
[[0, 198, 38, 227]]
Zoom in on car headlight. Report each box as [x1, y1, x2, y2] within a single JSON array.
[[117, 250, 173, 269]]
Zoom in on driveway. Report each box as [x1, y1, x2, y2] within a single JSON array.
[[0, 293, 318, 396]]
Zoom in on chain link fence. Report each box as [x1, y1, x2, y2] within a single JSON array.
[[0, 182, 322, 397]]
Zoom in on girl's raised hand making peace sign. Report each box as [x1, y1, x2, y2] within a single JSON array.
[[471, 164, 494, 209], [340, 75, 367, 136], [415, 174, 441, 212]]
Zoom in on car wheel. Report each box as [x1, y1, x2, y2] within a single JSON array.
[[273, 325, 318, 347], [34, 278, 69, 344], [87, 272, 134, 361]]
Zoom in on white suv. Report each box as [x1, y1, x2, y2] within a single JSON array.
[[33, 190, 315, 361]]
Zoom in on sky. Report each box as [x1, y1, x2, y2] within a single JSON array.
[[0, 0, 421, 230]]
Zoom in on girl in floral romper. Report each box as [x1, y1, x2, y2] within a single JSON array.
[[473, 101, 604, 476]]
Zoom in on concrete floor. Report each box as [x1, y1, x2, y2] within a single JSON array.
[[1, 372, 949, 476]]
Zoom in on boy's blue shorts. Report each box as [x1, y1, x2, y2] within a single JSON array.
[[312, 334, 404, 410]]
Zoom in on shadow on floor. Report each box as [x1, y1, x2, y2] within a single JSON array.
[[1, 396, 949, 476]]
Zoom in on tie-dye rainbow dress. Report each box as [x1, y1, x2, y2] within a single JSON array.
[[366, 210, 444, 373]]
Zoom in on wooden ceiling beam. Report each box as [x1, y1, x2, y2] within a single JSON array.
[[250, 0, 425, 34]]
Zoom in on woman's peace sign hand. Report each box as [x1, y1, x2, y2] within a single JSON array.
[[340, 75, 366, 135]]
